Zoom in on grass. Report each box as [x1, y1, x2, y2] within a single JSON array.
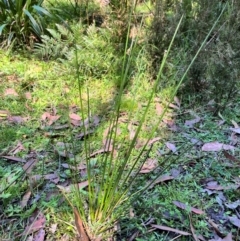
[[1, 46, 239, 239], [0, 1, 240, 240]]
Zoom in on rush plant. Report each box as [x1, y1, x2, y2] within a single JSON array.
[[59, 4, 226, 240], [0, 0, 52, 48]]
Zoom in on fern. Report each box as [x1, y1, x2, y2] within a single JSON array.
[[34, 24, 74, 60]]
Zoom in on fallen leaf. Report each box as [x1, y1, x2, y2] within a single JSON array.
[[57, 181, 88, 193], [148, 175, 174, 189], [148, 137, 161, 146], [202, 142, 234, 152], [169, 103, 180, 110], [185, 116, 201, 128], [155, 103, 164, 116], [229, 127, 240, 134], [170, 168, 181, 178], [41, 112, 60, 126], [8, 115, 24, 124], [140, 158, 158, 173], [44, 173, 60, 184], [49, 224, 57, 234], [206, 183, 239, 191], [207, 218, 224, 238], [229, 132, 238, 145], [74, 208, 89, 241], [225, 200, 240, 209], [151, 224, 190, 236], [9, 141, 25, 155], [174, 96, 181, 107], [33, 228, 45, 241], [173, 201, 204, 215], [25, 92, 32, 100], [61, 163, 86, 170], [1, 156, 26, 163], [4, 88, 18, 97], [20, 190, 31, 208], [231, 120, 239, 128], [223, 150, 240, 165], [69, 113, 81, 121], [166, 142, 177, 153], [228, 215, 240, 228], [23, 159, 38, 174], [222, 233, 233, 241], [23, 212, 46, 235]]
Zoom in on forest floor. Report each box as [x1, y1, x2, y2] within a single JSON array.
[[0, 47, 240, 240]]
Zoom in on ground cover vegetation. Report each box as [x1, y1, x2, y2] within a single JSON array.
[[0, 0, 240, 240]]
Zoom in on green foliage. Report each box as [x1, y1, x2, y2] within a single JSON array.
[[151, 0, 240, 111], [59, 10, 225, 238], [0, 0, 52, 48], [34, 23, 74, 60]]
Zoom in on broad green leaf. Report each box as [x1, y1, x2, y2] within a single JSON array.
[[33, 5, 53, 18], [23, 9, 42, 37], [0, 24, 7, 35]]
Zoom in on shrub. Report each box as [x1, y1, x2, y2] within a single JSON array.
[[0, 0, 52, 48], [150, 0, 240, 111]]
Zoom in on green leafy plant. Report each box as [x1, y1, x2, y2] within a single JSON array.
[[58, 4, 226, 240], [0, 0, 52, 48], [34, 23, 74, 60]]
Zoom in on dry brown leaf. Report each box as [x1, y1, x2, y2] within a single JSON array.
[[173, 201, 205, 215], [148, 175, 174, 189], [222, 233, 233, 241], [41, 112, 60, 126], [206, 183, 239, 191], [61, 163, 86, 170], [155, 103, 164, 116], [9, 141, 25, 155], [1, 156, 26, 163], [228, 216, 240, 228], [57, 181, 88, 193], [166, 142, 177, 153], [207, 218, 223, 238], [151, 224, 191, 236], [44, 173, 60, 184], [225, 200, 240, 209], [20, 190, 31, 208], [8, 115, 25, 124], [148, 137, 161, 146], [25, 92, 32, 100], [229, 127, 240, 134], [231, 120, 239, 128], [23, 212, 46, 235], [74, 208, 89, 241], [174, 96, 181, 107], [49, 224, 57, 234], [202, 142, 235, 152], [140, 158, 158, 173], [223, 150, 240, 165], [69, 113, 81, 121], [33, 228, 45, 241], [169, 103, 180, 110], [184, 116, 201, 128], [4, 88, 18, 97], [23, 159, 38, 174]]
